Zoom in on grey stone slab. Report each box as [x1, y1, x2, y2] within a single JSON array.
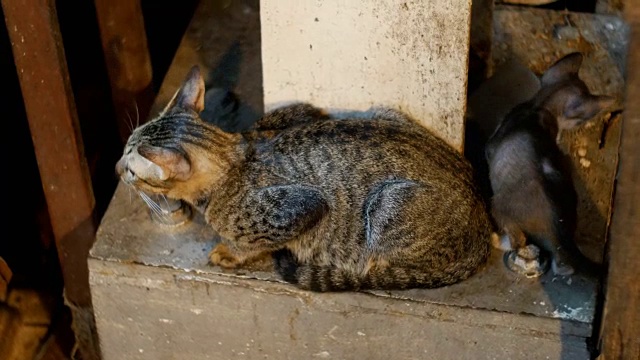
[[92, 183, 597, 329], [89, 260, 590, 360]]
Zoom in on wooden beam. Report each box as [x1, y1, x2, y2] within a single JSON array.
[[1, 0, 100, 358], [599, 2, 640, 358], [1, 0, 96, 306], [94, 0, 155, 142]]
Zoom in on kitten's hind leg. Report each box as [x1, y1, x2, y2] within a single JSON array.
[[500, 224, 549, 277], [502, 223, 527, 250], [551, 247, 575, 276], [490, 232, 514, 251], [505, 243, 550, 278]]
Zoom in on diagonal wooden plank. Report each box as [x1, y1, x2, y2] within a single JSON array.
[[1, 0, 96, 306], [1, 0, 100, 358]]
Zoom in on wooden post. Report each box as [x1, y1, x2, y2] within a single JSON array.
[[1, 0, 100, 358], [599, 1, 640, 359], [94, 0, 155, 142]]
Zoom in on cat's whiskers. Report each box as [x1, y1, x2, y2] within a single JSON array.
[[160, 194, 171, 209], [125, 111, 134, 133], [139, 192, 166, 214], [126, 183, 133, 204], [134, 101, 140, 128], [135, 191, 180, 241], [138, 191, 173, 225]]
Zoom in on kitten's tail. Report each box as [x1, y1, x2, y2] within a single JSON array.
[[273, 249, 482, 292]]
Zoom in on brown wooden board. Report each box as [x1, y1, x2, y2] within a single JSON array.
[[598, 2, 640, 359], [1, 0, 96, 306], [1, 0, 99, 358], [94, 0, 155, 142]]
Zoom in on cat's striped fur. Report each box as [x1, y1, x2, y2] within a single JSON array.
[[116, 66, 492, 291]]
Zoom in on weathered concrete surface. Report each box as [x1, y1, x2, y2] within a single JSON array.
[[261, 1, 474, 150], [90, 184, 596, 359], [94, 184, 599, 324], [90, 258, 591, 360]]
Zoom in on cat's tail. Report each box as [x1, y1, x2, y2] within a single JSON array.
[[272, 249, 481, 292]]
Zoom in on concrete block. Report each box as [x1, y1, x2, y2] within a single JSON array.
[[260, 1, 473, 149], [90, 184, 596, 359], [89, 258, 591, 360]]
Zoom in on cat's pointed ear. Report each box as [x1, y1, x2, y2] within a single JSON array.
[[138, 145, 191, 181], [162, 66, 206, 114], [564, 94, 616, 121], [541, 53, 583, 86]]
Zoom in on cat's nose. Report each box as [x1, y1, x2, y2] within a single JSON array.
[[115, 157, 126, 176]]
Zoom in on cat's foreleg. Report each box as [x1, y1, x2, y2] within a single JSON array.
[[209, 243, 271, 269], [209, 184, 328, 269]]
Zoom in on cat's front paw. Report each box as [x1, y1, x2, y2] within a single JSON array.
[[209, 243, 242, 269]]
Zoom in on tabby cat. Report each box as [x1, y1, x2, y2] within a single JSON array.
[[485, 53, 614, 276], [116, 66, 493, 291]]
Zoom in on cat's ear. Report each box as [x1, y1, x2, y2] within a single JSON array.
[[564, 94, 616, 121], [138, 145, 191, 181], [162, 66, 206, 114], [541, 53, 583, 86]]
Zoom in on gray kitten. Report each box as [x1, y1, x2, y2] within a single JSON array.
[[485, 53, 614, 276], [116, 66, 493, 291]]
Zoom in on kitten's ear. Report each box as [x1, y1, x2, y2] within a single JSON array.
[[564, 94, 616, 121], [162, 66, 206, 114], [200, 88, 239, 126], [541, 53, 583, 86], [138, 145, 191, 181]]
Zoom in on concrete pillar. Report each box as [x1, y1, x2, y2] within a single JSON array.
[[260, 1, 474, 150]]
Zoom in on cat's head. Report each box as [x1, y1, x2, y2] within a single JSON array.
[[535, 52, 615, 130], [116, 66, 239, 202]]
